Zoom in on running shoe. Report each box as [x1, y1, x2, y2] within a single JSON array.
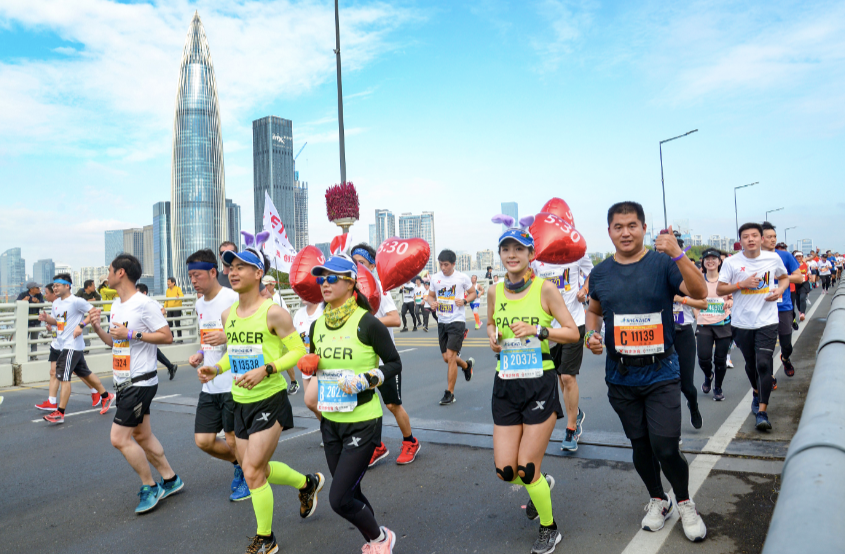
[[531, 523, 562, 554], [91, 392, 102, 407], [412, 327, 417, 332], [299, 472, 325, 518], [575, 408, 585, 439], [800, 312, 805, 321], [400, 327, 408, 333], [232, 464, 244, 492], [362, 527, 396, 554], [772, 378, 778, 391], [245, 533, 279, 554], [755, 411, 772, 431], [792, 320, 799, 331], [423, 327, 429, 332], [159, 475, 184, 499], [677, 499, 707, 542], [43, 410, 64, 424], [35, 400, 57, 411], [439, 390, 455, 405], [726, 358, 734, 368], [369, 442, 389, 467], [525, 474, 555, 520], [168, 363, 178, 380], [713, 388, 725, 402], [0, 396, 3, 408], [641, 495, 674, 531], [396, 438, 421, 465], [99, 393, 115, 414], [288, 380, 300, 395], [560, 428, 578, 452], [462, 357, 474, 382], [230, 477, 251, 502], [135, 483, 164, 514], [475, 324, 481, 330], [782, 355, 795, 377], [688, 402, 703, 429], [701, 377, 712, 394], [751, 394, 760, 415]]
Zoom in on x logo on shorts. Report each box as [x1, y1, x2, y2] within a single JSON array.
[[257, 412, 270, 422], [348, 437, 361, 447], [532, 401, 545, 411]]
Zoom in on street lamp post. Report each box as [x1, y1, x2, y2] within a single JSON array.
[[765, 207, 784, 222], [333, 0, 347, 185], [659, 129, 698, 229], [784, 226, 797, 249], [734, 182, 759, 239]]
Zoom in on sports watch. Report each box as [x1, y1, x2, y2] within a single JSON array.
[[264, 364, 275, 377], [134, 332, 143, 341], [536, 325, 549, 341]]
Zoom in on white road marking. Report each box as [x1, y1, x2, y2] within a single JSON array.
[[620, 297, 823, 554], [397, 348, 417, 353], [32, 394, 181, 423], [152, 394, 181, 401], [278, 428, 321, 443]]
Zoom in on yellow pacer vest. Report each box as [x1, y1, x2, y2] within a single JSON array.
[[493, 278, 555, 372]]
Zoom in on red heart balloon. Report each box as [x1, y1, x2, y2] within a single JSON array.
[[530, 212, 587, 264], [289, 246, 325, 304], [541, 198, 575, 225], [376, 237, 431, 292], [356, 263, 381, 314]]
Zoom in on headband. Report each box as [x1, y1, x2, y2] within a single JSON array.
[[187, 262, 217, 271], [54, 279, 72, 285], [351, 247, 375, 265]]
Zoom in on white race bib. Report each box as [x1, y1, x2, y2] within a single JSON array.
[[498, 337, 543, 379], [229, 345, 265, 375], [317, 369, 358, 412]]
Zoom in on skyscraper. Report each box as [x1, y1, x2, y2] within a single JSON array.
[[253, 116, 295, 246], [0, 247, 25, 299], [375, 209, 395, 246], [80, 266, 109, 285], [369, 224, 377, 248], [476, 250, 494, 273], [104, 230, 124, 265], [123, 228, 145, 267], [33, 259, 55, 287], [398, 211, 436, 273], [799, 239, 814, 256], [315, 242, 331, 260], [171, 12, 227, 293], [501, 202, 518, 232], [153, 201, 172, 295], [226, 198, 242, 248], [294, 178, 309, 251], [143, 225, 154, 275]]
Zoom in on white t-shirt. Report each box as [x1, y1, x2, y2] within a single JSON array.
[[807, 259, 818, 271], [429, 270, 473, 324], [109, 292, 169, 387], [293, 303, 324, 380], [818, 260, 833, 275], [52, 295, 93, 351], [375, 286, 399, 342], [401, 283, 415, 303], [718, 251, 787, 329], [196, 287, 239, 394], [270, 290, 289, 310], [532, 254, 593, 328], [413, 285, 426, 304]]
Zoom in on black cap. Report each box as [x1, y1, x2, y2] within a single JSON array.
[[701, 248, 721, 259]]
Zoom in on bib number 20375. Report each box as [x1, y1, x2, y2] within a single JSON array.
[[499, 337, 543, 379], [317, 369, 358, 412], [229, 345, 265, 375]]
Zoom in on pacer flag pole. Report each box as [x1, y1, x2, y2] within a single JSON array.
[[262, 190, 297, 273]]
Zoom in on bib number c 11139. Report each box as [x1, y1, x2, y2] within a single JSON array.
[[613, 312, 664, 356]]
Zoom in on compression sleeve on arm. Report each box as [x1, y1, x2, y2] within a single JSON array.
[[358, 313, 402, 380], [216, 351, 231, 373], [271, 331, 307, 372]]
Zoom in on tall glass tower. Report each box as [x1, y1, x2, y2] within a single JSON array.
[[171, 11, 226, 292]]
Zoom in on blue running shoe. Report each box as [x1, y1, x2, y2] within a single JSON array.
[[751, 395, 760, 415], [755, 411, 772, 431], [159, 475, 184, 500], [575, 408, 586, 439], [560, 428, 578, 452], [232, 464, 244, 493], [230, 477, 251, 502], [135, 484, 164, 514]]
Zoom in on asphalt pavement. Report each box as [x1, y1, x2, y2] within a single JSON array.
[[0, 287, 831, 554]]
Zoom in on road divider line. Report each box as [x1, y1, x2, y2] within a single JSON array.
[[396, 348, 417, 353], [279, 428, 320, 443], [31, 394, 182, 423]]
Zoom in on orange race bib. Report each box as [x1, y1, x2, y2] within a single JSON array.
[[200, 320, 225, 352], [112, 339, 131, 381], [56, 316, 66, 333], [613, 312, 664, 356]]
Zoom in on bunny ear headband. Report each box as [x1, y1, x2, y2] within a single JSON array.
[[219, 231, 271, 271], [492, 214, 535, 248]]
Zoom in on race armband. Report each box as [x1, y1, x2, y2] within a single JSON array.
[[272, 331, 307, 372]]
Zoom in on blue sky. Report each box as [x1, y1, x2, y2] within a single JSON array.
[[1, 0, 843, 274]]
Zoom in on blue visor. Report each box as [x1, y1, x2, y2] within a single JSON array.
[[498, 229, 534, 248], [310, 256, 358, 278], [222, 249, 264, 271]]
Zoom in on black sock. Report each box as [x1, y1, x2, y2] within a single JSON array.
[[233, 461, 239, 467], [403, 434, 415, 443], [102, 392, 109, 400], [542, 520, 557, 530], [163, 474, 178, 484], [58, 407, 65, 414]]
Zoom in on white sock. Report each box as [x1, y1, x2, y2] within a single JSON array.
[[369, 529, 385, 544], [90, 388, 98, 393], [49, 396, 57, 404]]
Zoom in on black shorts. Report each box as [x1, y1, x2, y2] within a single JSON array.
[[234, 391, 294, 440], [49, 347, 61, 363], [195, 391, 235, 434], [492, 369, 563, 426], [320, 416, 382, 453], [607, 379, 681, 440], [114, 385, 157, 428], [550, 325, 586, 376], [438, 322, 466, 354], [377, 372, 402, 406], [56, 349, 92, 381], [778, 310, 794, 336]]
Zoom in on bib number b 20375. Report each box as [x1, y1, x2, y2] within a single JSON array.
[[499, 337, 543, 379]]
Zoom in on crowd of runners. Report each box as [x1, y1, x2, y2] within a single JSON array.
[[15, 198, 840, 554]]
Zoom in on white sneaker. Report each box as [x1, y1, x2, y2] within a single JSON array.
[[726, 358, 734, 368], [677, 499, 707, 542], [641, 495, 674, 531]]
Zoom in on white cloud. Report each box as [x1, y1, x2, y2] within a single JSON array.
[[530, 0, 597, 71]]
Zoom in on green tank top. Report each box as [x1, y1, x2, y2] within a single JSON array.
[[493, 278, 555, 372], [313, 307, 382, 423], [226, 299, 287, 403]]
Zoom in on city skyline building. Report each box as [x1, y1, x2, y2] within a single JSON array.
[[171, 11, 227, 293], [80, 266, 109, 285], [33, 259, 55, 288], [398, 211, 436, 272], [369, 224, 377, 248], [1, 247, 25, 299], [294, 178, 309, 251], [799, 239, 814, 256], [226, 198, 242, 249], [476, 249, 494, 273], [143, 225, 153, 275], [253, 116, 295, 246], [501, 202, 518, 232], [375, 209, 396, 247], [104, 230, 124, 265], [123, 228, 145, 270], [315, 242, 331, 260], [456, 253, 472, 272], [153, 201, 172, 296]]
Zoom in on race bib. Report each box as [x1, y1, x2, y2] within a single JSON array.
[[772, 281, 783, 303], [498, 337, 543, 379], [438, 300, 455, 314], [703, 298, 725, 315], [112, 339, 131, 381], [56, 316, 66, 334], [613, 312, 664, 355], [317, 369, 358, 412], [229, 345, 265, 375], [200, 320, 225, 352], [672, 303, 684, 325]]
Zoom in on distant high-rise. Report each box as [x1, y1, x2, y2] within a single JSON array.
[[123, 228, 145, 268], [171, 12, 227, 293], [375, 209, 396, 247], [80, 266, 109, 285], [143, 225, 154, 274], [294, 179, 309, 251], [456, 253, 472, 272], [153, 201, 172, 296], [33, 259, 55, 287], [501, 202, 518, 232], [398, 211, 436, 273], [0, 247, 25, 299], [476, 250, 494, 273], [369, 224, 377, 248], [104, 230, 124, 265], [253, 116, 295, 246], [799, 238, 814, 256], [315, 242, 331, 260], [226, 199, 242, 249]]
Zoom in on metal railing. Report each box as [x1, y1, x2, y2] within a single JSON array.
[[762, 282, 845, 553]]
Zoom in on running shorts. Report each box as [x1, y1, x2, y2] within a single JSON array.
[[234, 390, 294, 440], [49, 347, 61, 363], [320, 416, 382, 453], [55, 349, 92, 382], [607, 379, 681, 440], [377, 372, 402, 406], [114, 384, 157, 428], [550, 325, 586, 376], [195, 391, 235, 434], [491, 369, 563, 426], [438, 322, 466, 354]]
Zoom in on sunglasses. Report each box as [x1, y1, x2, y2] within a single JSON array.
[[315, 275, 356, 285]]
